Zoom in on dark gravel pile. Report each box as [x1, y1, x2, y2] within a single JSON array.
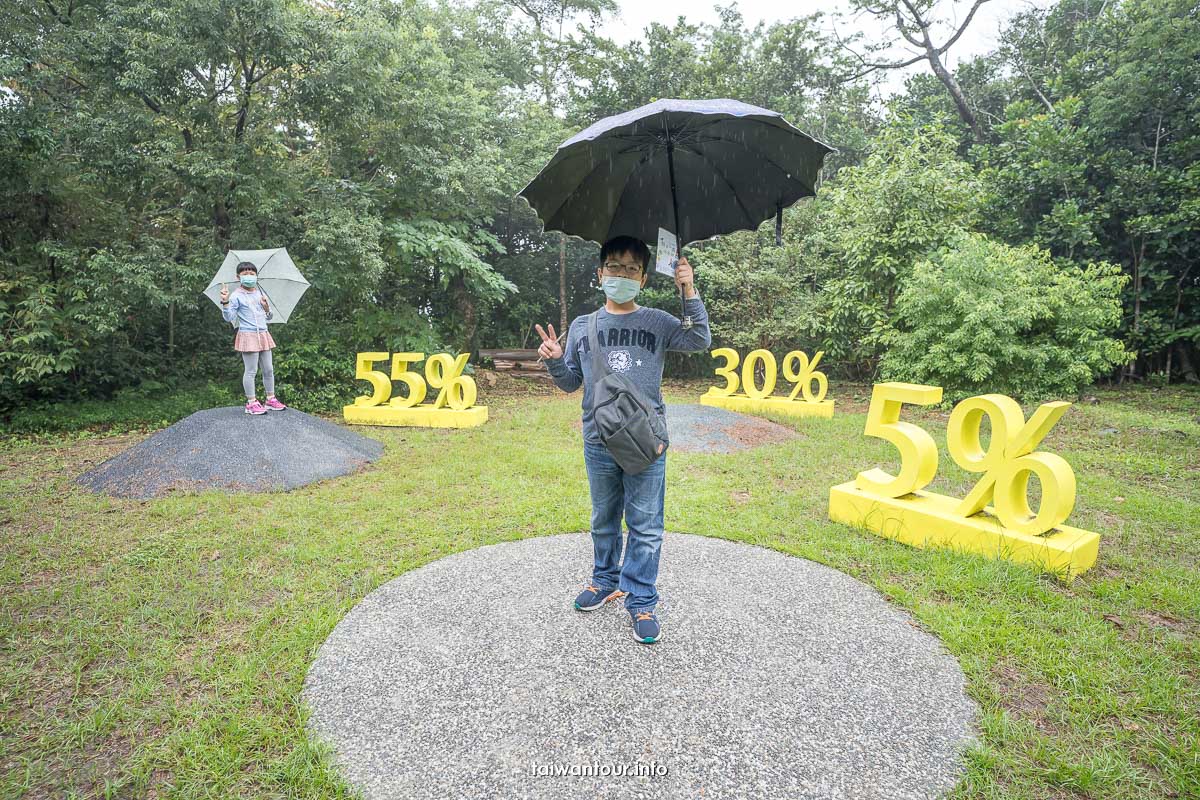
[[76, 406, 384, 499], [665, 402, 798, 453]]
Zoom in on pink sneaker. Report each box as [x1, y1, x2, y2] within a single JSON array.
[[245, 399, 267, 415], [264, 396, 287, 411]]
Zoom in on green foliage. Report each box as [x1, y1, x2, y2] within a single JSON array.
[[880, 232, 1131, 402], [972, 0, 1200, 379], [270, 341, 362, 415], [4, 0, 1195, 410], [386, 219, 515, 301], [0, 0, 534, 410], [808, 121, 985, 372], [0, 379, 230, 436], [684, 121, 989, 379], [687, 201, 824, 355]]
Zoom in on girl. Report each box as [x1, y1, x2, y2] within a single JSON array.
[[219, 261, 288, 414]]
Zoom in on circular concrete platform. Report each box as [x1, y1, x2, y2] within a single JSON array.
[[303, 533, 977, 800]]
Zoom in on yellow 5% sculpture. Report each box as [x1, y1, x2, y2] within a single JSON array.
[[700, 347, 834, 418], [828, 382, 1099, 577], [343, 352, 488, 428]]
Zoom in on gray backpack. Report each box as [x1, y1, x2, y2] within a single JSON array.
[[587, 311, 670, 474]]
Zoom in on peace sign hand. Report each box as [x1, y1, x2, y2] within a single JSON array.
[[535, 323, 563, 360]]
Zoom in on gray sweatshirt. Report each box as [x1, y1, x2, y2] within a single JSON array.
[[545, 295, 711, 444]]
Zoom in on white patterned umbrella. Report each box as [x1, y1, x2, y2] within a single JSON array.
[[203, 248, 310, 324]]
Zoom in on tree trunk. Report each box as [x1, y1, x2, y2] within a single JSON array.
[[214, 197, 231, 249], [1128, 238, 1144, 380], [927, 51, 985, 142], [1177, 343, 1199, 384], [1165, 264, 1194, 381], [452, 273, 478, 355]]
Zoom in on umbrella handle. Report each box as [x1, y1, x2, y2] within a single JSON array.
[[675, 247, 693, 331], [678, 281, 693, 330]]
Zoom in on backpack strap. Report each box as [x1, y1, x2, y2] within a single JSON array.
[[587, 311, 610, 377]]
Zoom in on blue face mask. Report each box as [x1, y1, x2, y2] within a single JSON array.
[[239, 274, 257, 288], [602, 276, 641, 304]]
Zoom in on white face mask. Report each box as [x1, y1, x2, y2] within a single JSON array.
[[602, 276, 641, 303]]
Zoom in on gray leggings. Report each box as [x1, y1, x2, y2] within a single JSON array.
[[241, 350, 275, 399]]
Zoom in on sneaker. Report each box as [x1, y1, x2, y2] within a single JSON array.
[[574, 583, 625, 612], [245, 399, 267, 415], [263, 396, 287, 410], [629, 608, 662, 644]]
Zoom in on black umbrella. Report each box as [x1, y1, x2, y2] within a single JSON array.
[[518, 98, 835, 324]]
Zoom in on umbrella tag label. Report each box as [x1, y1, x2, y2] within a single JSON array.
[[654, 228, 678, 277]]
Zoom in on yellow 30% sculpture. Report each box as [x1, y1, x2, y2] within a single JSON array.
[[700, 348, 835, 418], [828, 382, 1099, 577], [343, 352, 488, 428]]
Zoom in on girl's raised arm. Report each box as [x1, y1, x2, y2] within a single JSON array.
[[221, 289, 239, 325]]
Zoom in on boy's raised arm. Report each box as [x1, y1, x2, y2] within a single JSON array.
[[664, 295, 712, 352], [540, 321, 583, 393]]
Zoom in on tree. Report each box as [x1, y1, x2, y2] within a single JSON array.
[[974, 0, 1200, 380], [835, 0, 992, 141], [807, 120, 984, 373]]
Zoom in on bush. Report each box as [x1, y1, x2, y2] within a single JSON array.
[[880, 232, 1131, 402], [1, 379, 230, 436], [269, 341, 354, 414], [270, 315, 447, 414]]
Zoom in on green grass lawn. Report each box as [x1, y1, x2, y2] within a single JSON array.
[[1, 380, 1197, 799]]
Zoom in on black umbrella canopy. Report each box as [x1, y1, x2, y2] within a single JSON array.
[[519, 98, 836, 247]]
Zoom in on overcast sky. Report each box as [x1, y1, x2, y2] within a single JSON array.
[[595, 0, 1047, 98]]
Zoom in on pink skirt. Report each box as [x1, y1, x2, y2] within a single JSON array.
[[233, 330, 276, 352]]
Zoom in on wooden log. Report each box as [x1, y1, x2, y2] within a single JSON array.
[[479, 348, 541, 362]]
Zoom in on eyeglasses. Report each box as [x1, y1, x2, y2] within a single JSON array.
[[601, 261, 643, 278]]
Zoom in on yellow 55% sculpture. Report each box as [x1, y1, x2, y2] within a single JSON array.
[[828, 382, 1099, 577], [700, 348, 834, 418], [343, 352, 488, 428]]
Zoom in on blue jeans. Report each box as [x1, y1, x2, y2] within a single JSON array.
[[582, 440, 667, 612]]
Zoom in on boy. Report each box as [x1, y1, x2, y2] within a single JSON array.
[[536, 235, 711, 644]]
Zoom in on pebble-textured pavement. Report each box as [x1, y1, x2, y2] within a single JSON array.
[[664, 402, 798, 453], [304, 532, 977, 800], [75, 406, 384, 498]]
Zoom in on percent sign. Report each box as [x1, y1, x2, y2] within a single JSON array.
[[856, 384, 1075, 535], [782, 350, 828, 403], [711, 348, 828, 401], [948, 394, 1074, 536]]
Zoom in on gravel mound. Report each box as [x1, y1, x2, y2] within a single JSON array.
[[76, 407, 384, 498], [665, 402, 798, 453]]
